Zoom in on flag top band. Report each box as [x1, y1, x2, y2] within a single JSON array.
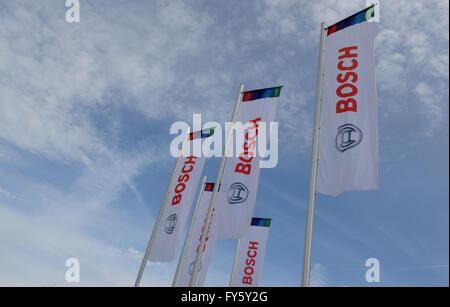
[[251, 217, 271, 227], [204, 182, 220, 192], [242, 86, 282, 102], [189, 127, 215, 140], [327, 5, 375, 36]]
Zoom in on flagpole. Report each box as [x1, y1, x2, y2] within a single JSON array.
[[229, 239, 241, 286], [134, 127, 191, 287], [189, 83, 245, 287], [301, 22, 327, 287], [172, 176, 207, 286]]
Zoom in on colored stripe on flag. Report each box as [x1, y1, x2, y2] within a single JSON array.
[[189, 127, 215, 140], [242, 86, 282, 102], [251, 217, 271, 227], [327, 5, 375, 36], [204, 182, 220, 192]]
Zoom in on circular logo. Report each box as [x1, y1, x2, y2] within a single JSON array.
[[227, 182, 249, 204], [188, 261, 202, 275], [335, 123, 363, 152], [164, 214, 177, 234]]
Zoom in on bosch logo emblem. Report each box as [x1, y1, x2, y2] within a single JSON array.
[[188, 261, 202, 275], [227, 182, 249, 204], [336, 123, 363, 152], [164, 214, 177, 234]]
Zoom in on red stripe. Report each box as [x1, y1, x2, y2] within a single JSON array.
[[242, 92, 252, 102], [327, 25, 337, 36]]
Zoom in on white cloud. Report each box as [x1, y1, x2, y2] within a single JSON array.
[[257, 0, 449, 137], [0, 203, 141, 286], [393, 264, 449, 271], [0, 0, 447, 287], [126, 248, 144, 261], [414, 82, 447, 135], [0, 186, 16, 199], [0, 138, 161, 285], [0, 0, 212, 164], [0, 1, 216, 286], [310, 263, 328, 287]]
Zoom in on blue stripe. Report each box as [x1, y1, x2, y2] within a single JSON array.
[[251, 217, 271, 227], [328, 5, 375, 35]]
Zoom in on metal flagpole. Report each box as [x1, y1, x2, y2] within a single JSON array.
[[134, 127, 191, 287], [189, 83, 245, 287], [172, 176, 207, 286], [301, 22, 327, 287], [229, 239, 241, 286]]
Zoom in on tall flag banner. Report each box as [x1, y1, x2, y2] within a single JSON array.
[[174, 183, 218, 286], [230, 218, 271, 287], [317, 5, 378, 196], [215, 86, 280, 239], [149, 133, 211, 262]]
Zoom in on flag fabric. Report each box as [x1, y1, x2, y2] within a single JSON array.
[[149, 135, 211, 262], [174, 183, 218, 287], [189, 127, 215, 140], [242, 86, 282, 102], [215, 87, 280, 239], [327, 5, 376, 36], [230, 218, 271, 287], [250, 217, 271, 227], [317, 9, 378, 196], [204, 182, 216, 192]]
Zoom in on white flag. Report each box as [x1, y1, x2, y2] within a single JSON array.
[[174, 182, 218, 287], [317, 19, 378, 196], [230, 218, 271, 287], [215, 87, 280, 239], [149, 137, 208, 262]]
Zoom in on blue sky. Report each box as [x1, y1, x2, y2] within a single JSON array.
[[0, 0, 448, 286]]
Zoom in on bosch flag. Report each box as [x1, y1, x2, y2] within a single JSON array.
[[149, 133, 209, 262], [174, 183, 218, 287], [230, 218, 271, 287], [317, 6, 378, 196], [215, 87, 280, 239]]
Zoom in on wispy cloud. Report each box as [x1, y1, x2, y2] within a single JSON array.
[[0, 186, 16, 199], [392, 264, 449, 272], [0, 0, 447, 287], [310, 263, 328, 287]]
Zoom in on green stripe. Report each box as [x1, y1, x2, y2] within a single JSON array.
[[271, 86, 282, 98], [365, 5, 375, 21]]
